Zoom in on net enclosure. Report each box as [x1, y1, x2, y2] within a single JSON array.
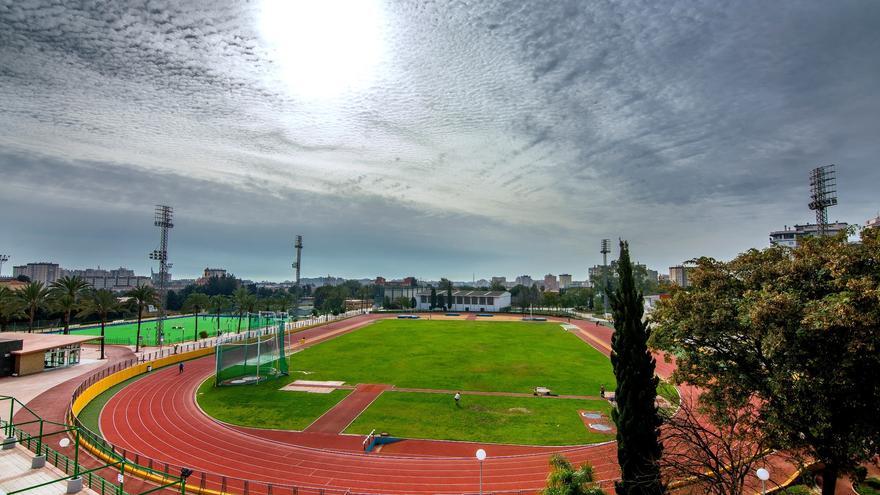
[[215, 323, 289, 386]]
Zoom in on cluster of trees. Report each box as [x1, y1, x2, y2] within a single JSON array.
[[554, 230, 880, 495], [510, 285, 596, 312], [313, 280, 372, 315]]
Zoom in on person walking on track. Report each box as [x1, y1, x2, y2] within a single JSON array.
[[179, 362, 184, 374]]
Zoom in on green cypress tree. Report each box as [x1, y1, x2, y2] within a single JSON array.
[[610, 240, 664, 495]]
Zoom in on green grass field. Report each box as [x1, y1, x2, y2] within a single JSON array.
[[197, 377, 351, 430], [289, 320, 616, 395], [197, 319, 619, 445], [69, 315, 276, 345], [345, 392, 614, 445]]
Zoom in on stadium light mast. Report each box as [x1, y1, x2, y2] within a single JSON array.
[[292, 235, 303, 287], [808, 164, 838, 237], [600, 239, 611, 318], [0, 254, 9, 278], [150, 205, 174, 346]]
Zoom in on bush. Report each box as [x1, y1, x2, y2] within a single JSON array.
[[783, 485, 814, 495], [199, 330, 208, 339], [855, 467, 868, 484]]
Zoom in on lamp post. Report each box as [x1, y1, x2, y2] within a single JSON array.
[[756, 467, 770, 495], [475, 448, 487, 495]]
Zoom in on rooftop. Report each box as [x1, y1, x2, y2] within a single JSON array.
[[0, 332, 100, 355]]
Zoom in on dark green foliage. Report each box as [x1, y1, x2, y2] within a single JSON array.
[[610, 240, 664, 495]]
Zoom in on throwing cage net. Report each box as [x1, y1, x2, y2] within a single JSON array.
[[215, 322, 289, 386]]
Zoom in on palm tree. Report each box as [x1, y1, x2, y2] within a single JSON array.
[[126, 284, 158, 353], [78, 289, 120, 360], [208, 295, 229, 335], [20, 281, 50, 332], [542, 454, 604, 495], [50, 276, 90, 334], [232, 287, 250, 333], [183, 292, 211, 341], [244, 294, 258, 331], [0, 286, 26, 331]]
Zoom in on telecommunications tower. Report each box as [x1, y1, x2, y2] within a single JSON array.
[[600, 239, 611, 317], [0, 254, 9, 278], [808, 165, 838, 237], [150, 205, 174, 346]]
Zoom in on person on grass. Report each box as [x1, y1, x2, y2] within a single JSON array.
[[454, 392, 461, 406]]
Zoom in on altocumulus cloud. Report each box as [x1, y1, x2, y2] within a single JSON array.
[[1, 0, 879, 279]]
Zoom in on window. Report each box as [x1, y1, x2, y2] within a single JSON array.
[[487, 297, 494, 305], [420, 295, 428, 303], [479, 297, 486, 305]]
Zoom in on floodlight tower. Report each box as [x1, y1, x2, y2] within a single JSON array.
[[0, 254, 9, 278], [150, 205, 174, 346], [808, 165, 838, 237], [600, 239, 611, 316], [292, 235, 303, 287]]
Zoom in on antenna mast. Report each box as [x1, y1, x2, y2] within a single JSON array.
[[600, 239, 610, 317]]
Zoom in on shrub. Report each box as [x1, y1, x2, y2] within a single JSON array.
[[782, 484, 814, 495], [199, 330, 208, 339]]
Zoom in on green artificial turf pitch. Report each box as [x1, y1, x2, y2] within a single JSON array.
[[197, 319, 618, 445], [345, 391, 615, 445], [69, 315, 275, 345]]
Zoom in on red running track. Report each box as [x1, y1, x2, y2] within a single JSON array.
[[97, 314, 796, 494], [100, 315, 626, 494]]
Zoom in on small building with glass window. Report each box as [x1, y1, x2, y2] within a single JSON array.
[[0, 333, 100, 377], [415, 290, 511, 312]]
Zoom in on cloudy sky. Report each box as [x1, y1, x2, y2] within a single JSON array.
[[1, 1, 879, 282]]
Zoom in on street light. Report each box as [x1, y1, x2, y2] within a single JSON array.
[[756, 467, 770, 495], [475, 448, 487, 495]]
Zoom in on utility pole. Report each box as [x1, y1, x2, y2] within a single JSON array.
[[0, 254, 8, 278], [150, 205, 174, 347], [600, 239, 610, 318]]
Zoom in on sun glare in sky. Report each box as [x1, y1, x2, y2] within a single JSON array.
[[259, 0, 386, 100]]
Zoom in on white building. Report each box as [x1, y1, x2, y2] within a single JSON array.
[[415, 290, 511, 312], [866, 215, 880, 230], [515, 275, 533, 287], [669, 265, 693, 288], [769, 222, 849, 247]]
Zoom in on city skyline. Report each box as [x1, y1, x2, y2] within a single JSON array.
[[2, 1, 879, 280]]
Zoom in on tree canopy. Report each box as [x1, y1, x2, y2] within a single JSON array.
[[651, 228, 880, 495]]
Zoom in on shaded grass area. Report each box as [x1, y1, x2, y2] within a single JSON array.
[[196, 377, 351, 430], [657, 381, 680, 406], [345, 391, 615, 445], [289, 320, 615, 395], [78, 373, 149, 434], [856, 478, 880, 495]]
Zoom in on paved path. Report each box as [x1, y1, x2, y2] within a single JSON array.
[[305, 384, 391, 434]]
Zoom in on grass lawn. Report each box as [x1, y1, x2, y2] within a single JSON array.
[[857, 478, 880, 495], [345, 391, 615, 445], [196, 377, 351, 430], [69, 315, 276, 345], [289, 319, 615, 395]]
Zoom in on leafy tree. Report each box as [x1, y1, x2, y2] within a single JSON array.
[[0, 286, 26, 331], [244, 293, 258, 330], [410, 296, 417, 309], [15, 274, 31, 283], [430, 287, 437, 309], [490, 280, 506, 292], [125, 284, 158, 353], [544, 291, 561, 314], [20, 281, 50, 332], [208, 295, 229, 334], [50, 275, 89, 334], [440, 278, 453, 307], [203, 274, 239, 296], [542, 454, 604, 495], [610, 240, 664, 495], [78, 289, 120, 359], [232, 287, 250, 333], [651, 229, 880, 495], [183, 292, 211, 341]]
